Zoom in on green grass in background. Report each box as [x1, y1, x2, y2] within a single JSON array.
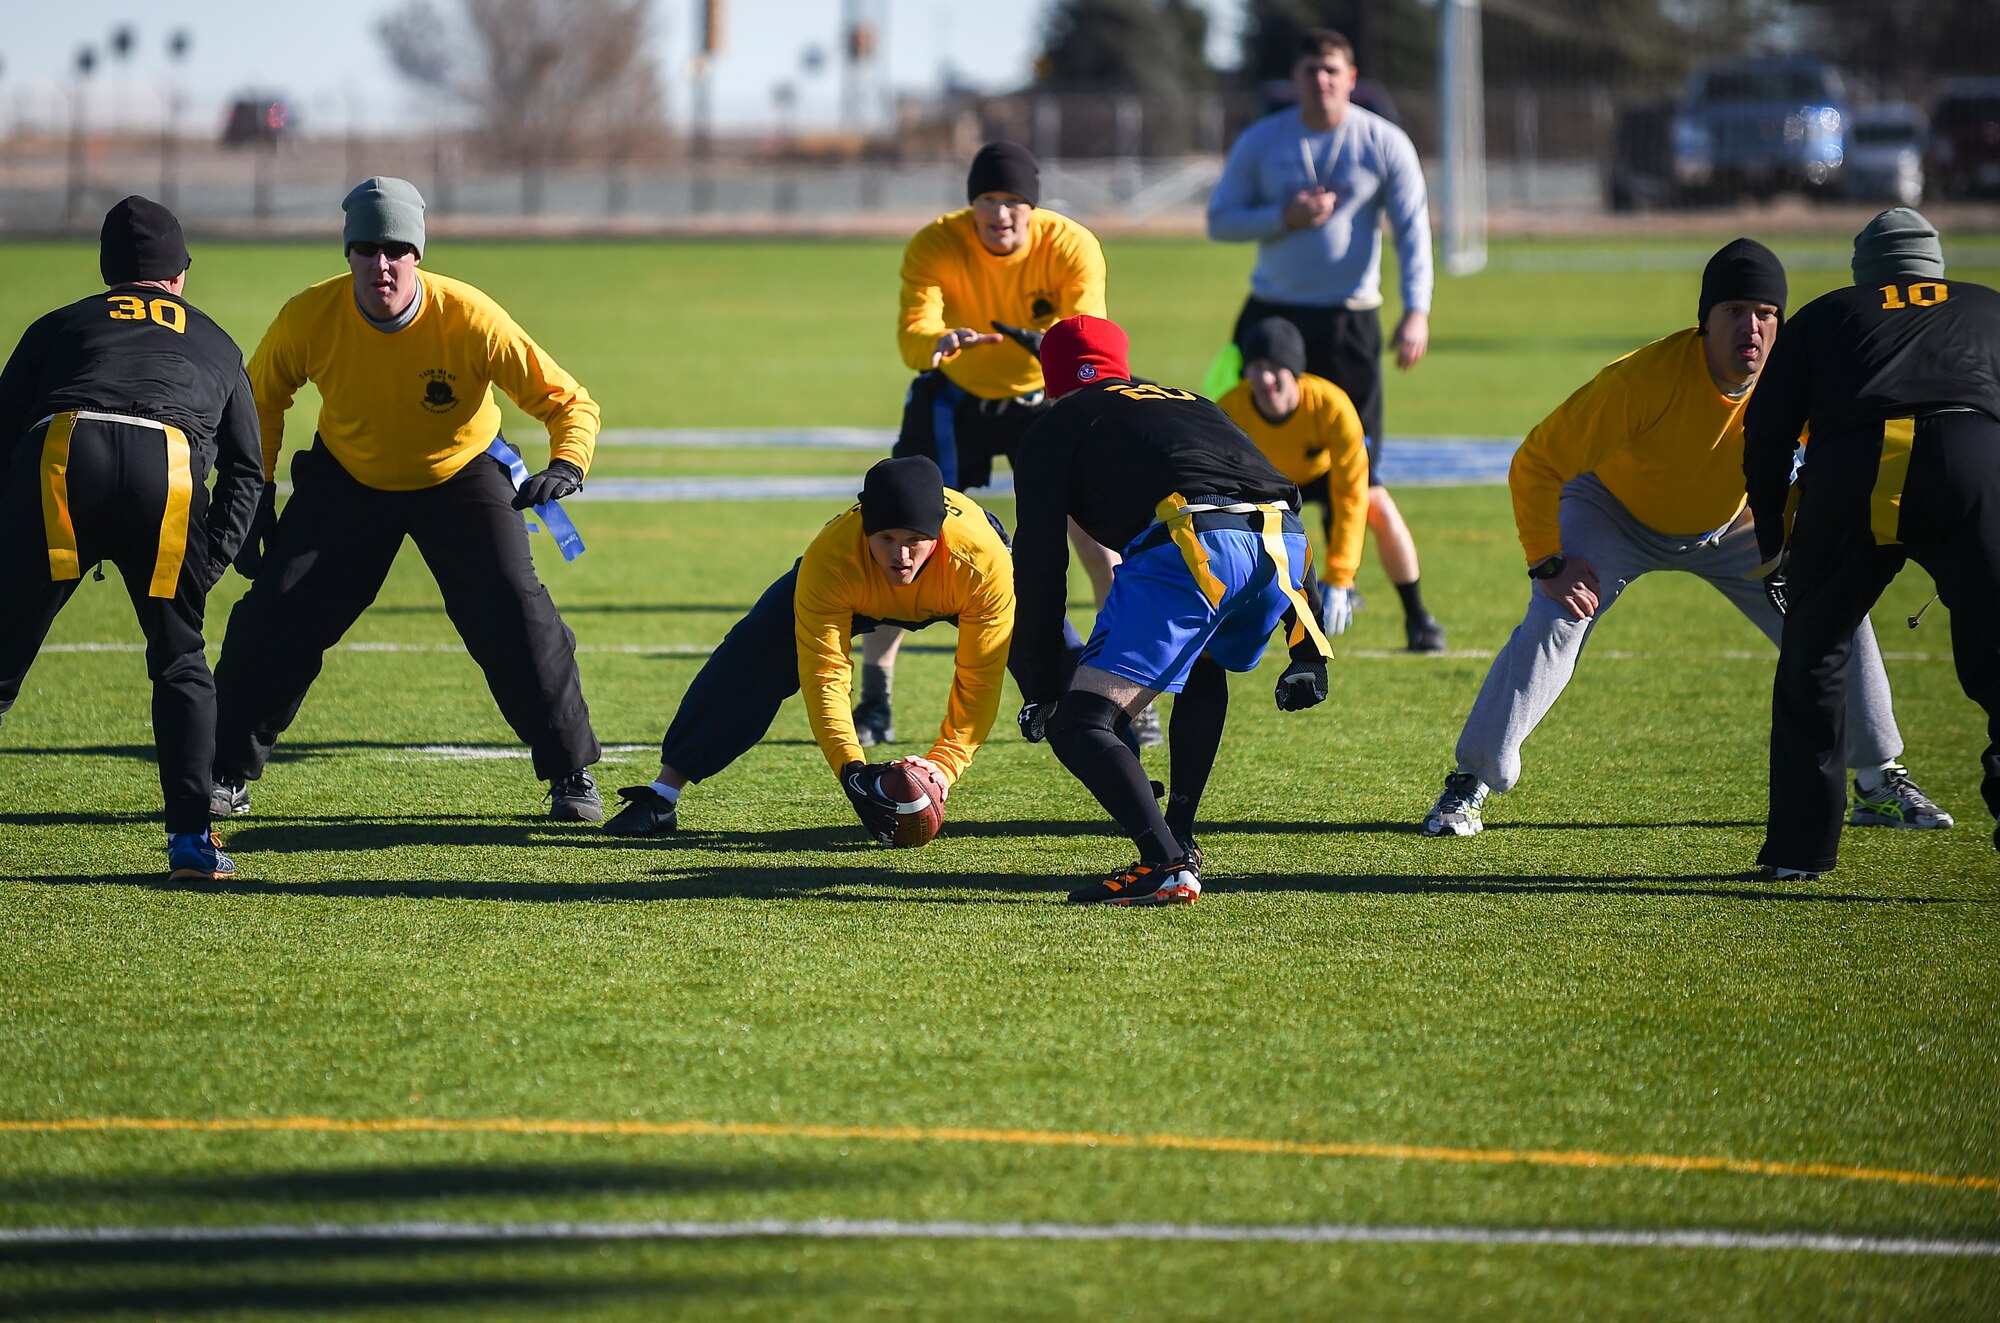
[[0, 239, 1995, 1319], [5, 235, 1993, 445]]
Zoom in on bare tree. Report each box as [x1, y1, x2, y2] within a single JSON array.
[[377, 0, 665, 169]]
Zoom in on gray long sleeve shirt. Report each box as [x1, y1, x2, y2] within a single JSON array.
[[1206, 105, 1434, 315]]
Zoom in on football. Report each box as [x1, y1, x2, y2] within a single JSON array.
[[878, 759, 948, 849]]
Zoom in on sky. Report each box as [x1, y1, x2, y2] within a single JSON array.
[[1, 1, 1244, 136]]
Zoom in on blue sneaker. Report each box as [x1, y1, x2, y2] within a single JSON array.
[[167, 831, 236, 880]]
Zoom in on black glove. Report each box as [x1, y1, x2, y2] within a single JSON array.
[[1018, 700, 1054, 743], [991, 321, 1045, 356], [840, 761, 899, 845], [510, 459, 584, 511], [231, 484, 278, 580], [1275, 657, 1328, 711], [1764, 573, 1789, 618]]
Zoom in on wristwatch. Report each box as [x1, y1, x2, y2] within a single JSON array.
[[1526, 555, 1567, 580]]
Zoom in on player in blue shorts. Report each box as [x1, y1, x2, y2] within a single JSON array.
[[1011, 315, 1333, 905]]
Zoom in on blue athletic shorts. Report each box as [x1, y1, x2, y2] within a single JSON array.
[[1079, 515, 1310, 693]]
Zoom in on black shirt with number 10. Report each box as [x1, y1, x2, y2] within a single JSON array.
[[1744, 275, 2000, 560]]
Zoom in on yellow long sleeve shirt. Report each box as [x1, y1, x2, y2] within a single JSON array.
[[793, 490, 1016, 784], [1510, 328, 1756, 563], [247, 270, 599, 489], [1216, 374, 1370, 588], [897, 209, 1107, 401]]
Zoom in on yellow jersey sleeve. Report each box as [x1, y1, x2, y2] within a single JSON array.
[[476, 295, 601, 476], [1510, 337, 1668, 563], [924, 498, 1015, 784], [1301, 377, 1370, 589], [246, 297, 310, 480], [793, 512, 872, 777]]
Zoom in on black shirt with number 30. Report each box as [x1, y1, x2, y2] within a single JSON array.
[[0, 284, 265, 563], [0, 286, 263, 472], [1744, 275, 2000, 559], [1010, 377, 1304, 700]]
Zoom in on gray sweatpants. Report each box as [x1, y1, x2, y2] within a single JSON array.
[[1455, 474, 1902, 794]]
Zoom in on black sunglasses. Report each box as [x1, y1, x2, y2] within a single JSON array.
[[347, 241, 416, 260]]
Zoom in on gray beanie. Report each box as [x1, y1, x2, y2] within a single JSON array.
[[1852, 208, 1943, 286], [341, 176, 426, 256]]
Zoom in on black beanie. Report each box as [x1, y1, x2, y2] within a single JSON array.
[[100, 195, 190, 285], [1239, 317, 1307, 378], [966, 142, 1040, 207], [859, 456, 946, 537], [1698, 237, 1787, 328]]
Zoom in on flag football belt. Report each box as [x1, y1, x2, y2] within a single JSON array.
[[970, 390, 1046, 416], [1133, 492, 1333, 660], [33, 409, 193, 597], [485, 436, 586, 562]]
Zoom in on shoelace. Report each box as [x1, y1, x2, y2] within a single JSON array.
[[1876, 767, 1933, 807]]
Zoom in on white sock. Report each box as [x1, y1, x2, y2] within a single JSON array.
[[1853, 761, 1899, 793], [649, 780, 682, 804]]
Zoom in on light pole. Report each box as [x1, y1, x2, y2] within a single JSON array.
[[162, 29, 190, 208], [67, 46, 96, 226]]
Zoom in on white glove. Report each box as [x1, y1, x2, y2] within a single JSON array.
[[1318, 586, 1356, 638]]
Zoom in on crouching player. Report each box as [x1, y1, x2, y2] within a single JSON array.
[[1012, 316, 1333, 905], [1214, 317, 1369, 640], [603, 456, 1013, 843]]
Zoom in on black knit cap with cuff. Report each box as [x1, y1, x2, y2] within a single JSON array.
[[100, 195, 190, 285], [1698, 237, 1788, 328], [966, 142, 1040, 207], [1240, 318, 1308, 378], [859, 456, 946, 537]]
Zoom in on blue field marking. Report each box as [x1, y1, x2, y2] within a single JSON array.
[[582, 430, 1519, 501]]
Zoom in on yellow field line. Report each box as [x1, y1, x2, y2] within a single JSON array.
[[0, 1116, 1992, 1194]]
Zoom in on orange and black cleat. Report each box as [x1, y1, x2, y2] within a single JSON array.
[[1066, 855, 1201, 907]]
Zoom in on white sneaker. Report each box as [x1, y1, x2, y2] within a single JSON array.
[[1422, 772, 1487, 837], [1851, 765, 1953, 829]]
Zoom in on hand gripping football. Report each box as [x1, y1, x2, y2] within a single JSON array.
[[877, 759, 948, 848]]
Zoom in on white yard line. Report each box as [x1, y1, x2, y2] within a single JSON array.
[[0, 1218, 1992, 1257]]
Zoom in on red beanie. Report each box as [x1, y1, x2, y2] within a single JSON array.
[[1039, 315, 1130, 400]]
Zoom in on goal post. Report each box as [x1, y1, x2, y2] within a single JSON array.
[[1437, 0, 1488, 276]]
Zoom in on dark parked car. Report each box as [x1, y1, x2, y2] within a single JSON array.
[[1671, 55, 1850, 203], [1605, 100, 1676, 211], [221, 94, 294, 147], [1845, 105, 1926, 207], [1926, 78, 2000, 199]]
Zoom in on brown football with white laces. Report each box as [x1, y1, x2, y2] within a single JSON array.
[[877, 759, 947, 848]]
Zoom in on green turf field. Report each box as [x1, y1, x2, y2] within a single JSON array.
[[1, 238, 1996, 1320]]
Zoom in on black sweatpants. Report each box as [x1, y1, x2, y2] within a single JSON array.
[[213, 441, 599, 783], [1764, 410, 2000, 870], [656, 561, 1083, 783], [892, 371, 1049, 491], [0, 416, 219, 833], [1234, 298, 1385, 486]]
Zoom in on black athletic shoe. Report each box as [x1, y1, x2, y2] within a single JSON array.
[[210, 779, 251, 817], [1755, 863, 1823, 881], [549, 769, 603, 822], [1066, 855, 1201, 906], [603, 785, 678, 836], [853, 696, 895, 747], [1405, 613, 1447, 654]]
